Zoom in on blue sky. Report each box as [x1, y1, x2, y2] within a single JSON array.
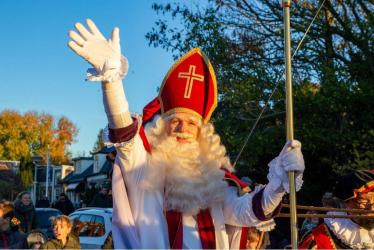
[[0, 0, 185, 156]]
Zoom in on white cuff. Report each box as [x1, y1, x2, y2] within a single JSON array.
[[255, 219, 276, 232], [102, 115, 141, 148], [87, 56, 128, 82], [267, 156, 303, 193]]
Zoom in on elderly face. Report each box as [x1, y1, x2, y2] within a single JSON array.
[[21, 193, 31, 206], [53, 220, 71, 241], [347, 192, 374, 210], [166, 112, 200, 143], [345, 191, 374, 230]]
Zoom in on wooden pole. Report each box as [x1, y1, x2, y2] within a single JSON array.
[[278, 213, 374, 219], [282, 204, 374, 214], [282, 0, 298, 248]]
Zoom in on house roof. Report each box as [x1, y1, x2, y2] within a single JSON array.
[[71, 156, 93, 161], [100, 161, 113, 174], [91, 146, 116, 155], [86, 160, 113, 179], [62, 164, 94, 184]]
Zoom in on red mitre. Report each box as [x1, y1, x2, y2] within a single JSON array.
[[159, 48, 217, 123]]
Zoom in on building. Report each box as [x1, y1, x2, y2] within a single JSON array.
[[33, 164, 74, 204], [62, 157, 94, 207], [61, 147, 115, 208], [0, 160, 19, 172], [87, 146, 115, 187]]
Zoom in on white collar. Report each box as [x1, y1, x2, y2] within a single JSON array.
[[324, 212, 374, 249]]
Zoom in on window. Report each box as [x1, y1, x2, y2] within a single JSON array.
[[92, 215, 106, 236], [72, 214, 106, 237]]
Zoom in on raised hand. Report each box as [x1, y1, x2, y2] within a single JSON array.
[[68, 19, 121, 72]]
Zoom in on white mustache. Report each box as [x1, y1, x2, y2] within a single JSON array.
[[172, 132, 194, 139]]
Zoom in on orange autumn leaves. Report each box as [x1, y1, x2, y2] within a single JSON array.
[[0, 110, 78, 164]]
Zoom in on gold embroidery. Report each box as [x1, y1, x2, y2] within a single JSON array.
[[178, 65, 204, 99], [158, 48, 218, 124]]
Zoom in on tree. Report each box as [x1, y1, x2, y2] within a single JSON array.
[[0, 110, 78, 165], [146, 0, 374, 206], [92, 129, 105, 153], [19, 156, 34, 189]]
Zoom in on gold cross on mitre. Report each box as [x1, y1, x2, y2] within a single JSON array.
[[178, 65, 205, 99]]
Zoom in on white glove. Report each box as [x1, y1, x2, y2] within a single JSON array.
[[267, 140, 305, 193], [279, 140, 305, 174], [68, 18, 128, 82]]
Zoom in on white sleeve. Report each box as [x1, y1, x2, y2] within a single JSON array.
[[223, 185, 282, 229], [261, 178, 285, 215], [101, 80, 133, 129]]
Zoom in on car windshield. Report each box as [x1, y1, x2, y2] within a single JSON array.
[[36, 210, 62, 228]]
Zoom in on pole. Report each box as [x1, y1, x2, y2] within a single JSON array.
[[282, 0, 298, 248], [51, 165, 56, 202], [278, 213, 374, 219], [45, 145, 50, 199], [33, 164, 38, 202], [282, 203, 374, 214]]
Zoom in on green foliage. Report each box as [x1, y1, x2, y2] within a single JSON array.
[[80, 186, 98, 206], [19, 157, 34, 188], [92, 129, 105, 153], [147, 0, 374, 205]]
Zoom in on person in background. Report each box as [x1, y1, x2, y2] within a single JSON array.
[[89, 183, 111, 208], [52, 193, 75, 216], [246, 227, 270, 249], [299, 210, 321, 238], [36, 196, 50, 208], [107, 189, 113, 208], [299, 170, 374, 249], [41, 215, 80, 249], [0, 200, 28, 249], [321, 191, 345, 209], [14, 191, 38, 233]]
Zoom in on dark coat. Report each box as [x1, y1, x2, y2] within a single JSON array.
[[41, 233, 81, 249], [14, 200, 38, 233], [52, 199, 75, 215], [36, 198, 51, 208], [89, 193, 111, 208], [0, 230, 28, 249]]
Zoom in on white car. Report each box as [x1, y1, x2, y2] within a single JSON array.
[[69, 207, 112, 249]]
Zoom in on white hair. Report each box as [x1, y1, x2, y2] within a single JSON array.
[[141, 114, 233, 215]]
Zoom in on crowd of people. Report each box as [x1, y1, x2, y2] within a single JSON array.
[[0, 184, 114, 249], [0, 193, 78, 249], [1, 168, 372, 249], [0, 198, 81, 249]]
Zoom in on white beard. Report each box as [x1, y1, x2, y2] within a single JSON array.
[[140, 135, 228, 215]]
